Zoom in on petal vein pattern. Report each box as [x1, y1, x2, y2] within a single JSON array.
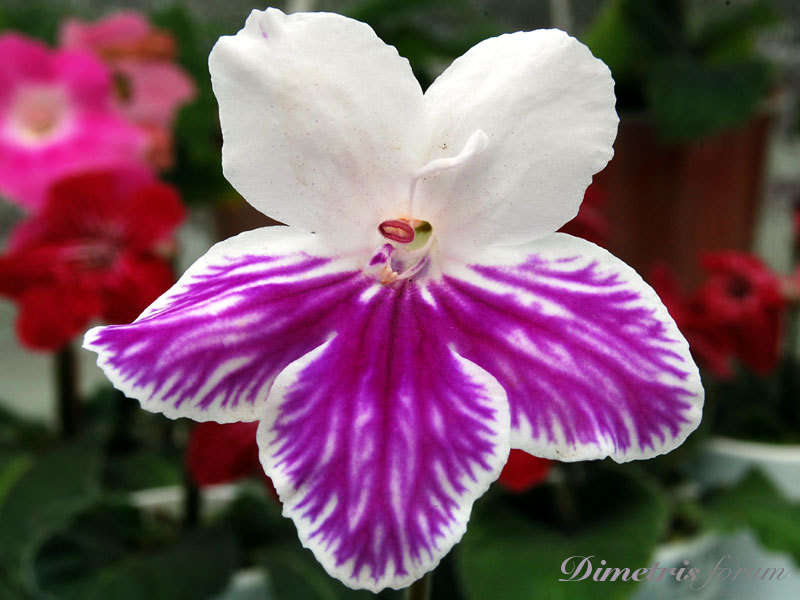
[[432, 234, 703, 462], [84, 229, 369, 421], [259, 282, 509, 591]]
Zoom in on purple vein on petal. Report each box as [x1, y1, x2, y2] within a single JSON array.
[[428, 252, 698, 459], [86, 252, 370, 419], [260, 281, 509, 589]]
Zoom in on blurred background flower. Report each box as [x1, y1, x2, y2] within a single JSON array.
[[0, 168, 183, 350], [60, 11, 196, 169], [0, 33, 146, 209]]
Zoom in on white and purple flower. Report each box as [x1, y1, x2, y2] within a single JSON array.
[[84, 8, 703, 592]]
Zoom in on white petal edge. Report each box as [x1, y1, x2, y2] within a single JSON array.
[[418, 29, 618, 257], [210, 8, 428, 252], [83, 226, 351, 423], [443, 232, 704, 463]]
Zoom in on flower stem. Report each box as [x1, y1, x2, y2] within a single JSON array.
[[182, 468, 201, 530], [786, 304, 800, 431], [406, 572, 431, 600], [55, 342, 81, 438], [553, 466, 580, 531]]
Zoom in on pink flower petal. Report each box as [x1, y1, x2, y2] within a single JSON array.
[[0, 34, 146, 209]]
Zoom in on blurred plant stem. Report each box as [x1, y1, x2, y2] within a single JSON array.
[[54, 342, 81, 438], [786, 303, 800, 427], [182, 468, 200, 530], [553, 467, 580, 531], [406, 571, 431, 600]]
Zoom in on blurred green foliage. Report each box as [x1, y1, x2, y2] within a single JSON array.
[[458, 465, 669, 600], [33, 502, 237, 600], [151, 5, 233, 205], [344, 0, 504, 90], [704, 470, 800, 564], [583, 0, 778, 141]]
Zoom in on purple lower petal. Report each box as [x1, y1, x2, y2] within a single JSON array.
[[431, 233, 703, 461], [84, 228, 371, 421], [259, 282, 509, 591]]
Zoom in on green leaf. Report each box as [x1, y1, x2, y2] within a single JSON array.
[[103, 452, 183, 491], [0, 1, 78, 44], [219, 488, 297, 552], [457, 465, 668, 600], [261, 545, 401, 600], [0, 441, 99, 566], [0, 403, 51, 450], [0, 454, 32, 509], [693, 0, 778, 62], [647, 57, 772, 142], [220, 490, 400, 599], [581, 0, 642, 82], [581, 0, 686, 110], [704, 469, 800, 564], [32, 500, 237, 600], [150, 4, 232, 204], [582, 0, 686, 70]]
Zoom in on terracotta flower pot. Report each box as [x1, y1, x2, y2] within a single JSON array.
[[594, 113, 771, 289]]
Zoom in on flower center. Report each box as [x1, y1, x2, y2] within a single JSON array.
[[362, 129, 488, 285], [99, 31, 177, 61], [365, 219, 434, 284], [112, 70, 134, 103], [10, 85, 70, 145]]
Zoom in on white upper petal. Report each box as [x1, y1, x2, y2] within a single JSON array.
[[209, 8, 427, 252], [417, 29, 618, 256]]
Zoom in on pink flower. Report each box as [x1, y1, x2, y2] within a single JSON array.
[[0, 33, 146, 210], [60, 12, 196, 168]]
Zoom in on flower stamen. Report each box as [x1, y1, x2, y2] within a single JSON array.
[[378, 219, 415, 244]]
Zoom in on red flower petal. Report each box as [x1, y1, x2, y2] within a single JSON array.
[[0, 168, 183, 350], [497, 449, 551, 493], [102, 253, 175, 324], [16, 284, 102, 351], [186, 421, 261, 487], [120, 181, 185, 250]]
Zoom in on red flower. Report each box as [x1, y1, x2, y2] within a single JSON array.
[[0, 168, 184, 351], [558, 182, 609, 246], [650, 264, 733, 377], [794, 200, 800, 249], [698, 253, 785, 375], [186, 421, 261, 486], [186, 421, 277, 499], [650, 252, 785, 377], [497, 449, 551, 493]]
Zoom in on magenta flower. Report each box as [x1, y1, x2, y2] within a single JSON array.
[[0, 33, 145, 210], [85, 9, 703, 591], [60, 11, 195, 168]]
